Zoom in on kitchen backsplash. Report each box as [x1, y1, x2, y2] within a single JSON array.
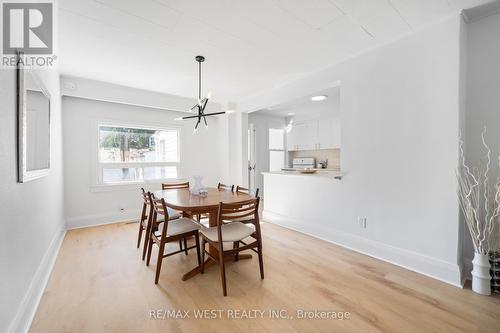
[[289, 148, 340, 169]]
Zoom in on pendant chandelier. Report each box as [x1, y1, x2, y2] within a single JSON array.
[[179, 55, 226, 131]]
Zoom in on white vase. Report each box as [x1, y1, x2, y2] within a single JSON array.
[[471, 252, 491, 295], [189, 175, 204, 195]]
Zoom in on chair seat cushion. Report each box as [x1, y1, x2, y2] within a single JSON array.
[[157, 218, 200, 237], [200, 222, 254, 242]]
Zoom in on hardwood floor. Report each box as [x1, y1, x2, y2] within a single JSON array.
[[30, 222, 500, 333]]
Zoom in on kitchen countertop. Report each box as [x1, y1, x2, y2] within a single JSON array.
[[281, 168, 340, 172], [262, 170, 342, 180]]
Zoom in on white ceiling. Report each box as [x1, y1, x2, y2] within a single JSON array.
[[256, 86, 340, 118], [57, 0, 493, 105]]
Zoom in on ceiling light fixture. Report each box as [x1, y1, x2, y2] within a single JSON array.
[[287, 112, 296, 116], [311, 95, 327, 101], [178, 56, 226, 131]]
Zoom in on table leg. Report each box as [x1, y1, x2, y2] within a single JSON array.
[[182, 255, 252, 281]]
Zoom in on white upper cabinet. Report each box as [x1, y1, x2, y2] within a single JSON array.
[[287, 121, 311, 151], [287, 116, 340, 151], [317, 117, 340, 149]]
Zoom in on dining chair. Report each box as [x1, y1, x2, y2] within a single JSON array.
[[233, 186, 260, 226], [200, 198, 264, 296], [235, 185, 259, 198], [146, 194, 201, 284], [161, 181, 190, 190], [137, 188, 181, 260], [217, 182, 234, 192], [161, 181, 190, 250]]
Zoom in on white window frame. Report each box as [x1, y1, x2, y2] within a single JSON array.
[[91, 118, 182, 190]]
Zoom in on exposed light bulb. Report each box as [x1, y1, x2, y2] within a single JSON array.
[[226, 110, 236, 114], [174, 117, 183, 121], [193, 127, 198, 133], [198, 98, 202, 106], [205, 123, 208, 129], [207, 91, 212, 99]]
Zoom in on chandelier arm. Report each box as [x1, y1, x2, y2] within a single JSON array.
[[201, 98, 208, 112], [201, 111, 227, 117], [181, 111, 226, 119]]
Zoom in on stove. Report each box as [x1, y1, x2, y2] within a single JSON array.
[[292, 157, 315, 170]]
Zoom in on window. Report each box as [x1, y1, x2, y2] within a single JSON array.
[[269, 128, 284, 171], [97, 124, 180, 184]]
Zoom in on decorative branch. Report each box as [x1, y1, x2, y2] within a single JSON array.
[[456, 128, 500, 255]]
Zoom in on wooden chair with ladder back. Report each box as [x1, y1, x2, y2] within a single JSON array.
[[200, 198, 264, 296], [232, 186, 260, 226], [217, 182, 234, 192], [146, 193, 201, 284], [160, 181, 192, 253], [235, 185, 259, 198], [137, 188, 181, 260], [161, 181, 190, 190]]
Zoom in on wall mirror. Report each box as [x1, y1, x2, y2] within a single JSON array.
[[18, 60, 51, 182]]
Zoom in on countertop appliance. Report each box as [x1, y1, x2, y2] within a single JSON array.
[[292, 157, 315, 170], [318, 159, 328, 169]]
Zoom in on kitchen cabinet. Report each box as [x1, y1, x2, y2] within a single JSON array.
[[287, 117, 340, 151], [287, 121, 314, 151], [317, 117, 340, 149]]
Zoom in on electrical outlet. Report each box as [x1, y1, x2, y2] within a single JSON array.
[[358, 217, 367, 229]]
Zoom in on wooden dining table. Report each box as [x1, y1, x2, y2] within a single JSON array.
[[153, 187, 254, 281]]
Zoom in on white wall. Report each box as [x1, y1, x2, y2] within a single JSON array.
[[226, 111, 248, 187], [249, 15, 465, 285], [464, 10, 500, 261], [0, 68, 65, 332], [62, 94, 227, 229], [248, 113, 287, 195]]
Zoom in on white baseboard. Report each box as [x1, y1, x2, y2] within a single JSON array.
[[66, 209, 141, 230], [263, 210, 463, 288], [7, 226, 66, 333]]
